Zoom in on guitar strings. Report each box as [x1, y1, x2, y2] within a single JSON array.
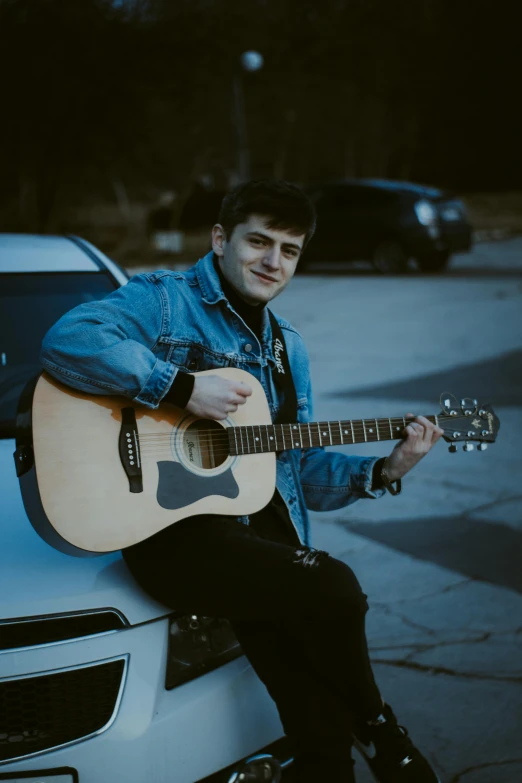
[[138, 429, 458, 458], [136, 423, 466, 459], [136, 415, 444, 441], [137, 421, 452, 445], [138, 430, 421, 451], [137, 427, 452, 450]]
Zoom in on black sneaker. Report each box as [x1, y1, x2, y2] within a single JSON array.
[[352, 704, 441, 782]]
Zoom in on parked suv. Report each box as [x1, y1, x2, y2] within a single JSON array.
[[303, 179, 473, 273], [0, 234, 291, 783]]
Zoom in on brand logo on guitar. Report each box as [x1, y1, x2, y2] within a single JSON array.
[[187, 440, 196, 463], [274, 338, 285, 374]]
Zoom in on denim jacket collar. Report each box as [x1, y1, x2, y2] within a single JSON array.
[[195, 252, 228, 305]]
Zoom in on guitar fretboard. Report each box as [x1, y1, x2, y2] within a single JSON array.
[[227, 415, 439, 455]]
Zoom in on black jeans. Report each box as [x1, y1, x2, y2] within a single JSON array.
[[123, 508, 383, 783]]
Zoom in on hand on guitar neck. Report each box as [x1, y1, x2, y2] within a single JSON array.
[[384, 414, 445, 481], [185, 374, 253, 421]]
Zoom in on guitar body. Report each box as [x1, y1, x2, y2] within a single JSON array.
[[23, 371, 499, 556], [31, 370, 276, 553]]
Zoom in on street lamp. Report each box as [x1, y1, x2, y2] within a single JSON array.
[[233, 50, 264, 182], [240, 50, 264, 72]]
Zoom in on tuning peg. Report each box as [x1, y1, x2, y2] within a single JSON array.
[[448, 444, 458, 453], [478, 443, 488, 451], [463, 442, 474, 452]]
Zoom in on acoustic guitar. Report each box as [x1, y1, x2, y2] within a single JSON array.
[[23, 370, 500, 554]]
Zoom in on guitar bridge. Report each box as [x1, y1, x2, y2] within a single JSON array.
[[118, 407, 143, 493]]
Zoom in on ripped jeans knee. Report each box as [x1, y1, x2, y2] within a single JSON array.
[[291, 546, 330, 569], [290, 547, 369, 615]]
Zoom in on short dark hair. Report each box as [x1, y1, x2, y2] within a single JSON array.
[[218, 179, 316, 248]]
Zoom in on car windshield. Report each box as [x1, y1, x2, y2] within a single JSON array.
[[0, 272, 117, 438]]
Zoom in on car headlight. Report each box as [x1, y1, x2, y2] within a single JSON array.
[[441, 200, 466, 222], [414, 199, 438, 225], [166, 614, 243, 689]]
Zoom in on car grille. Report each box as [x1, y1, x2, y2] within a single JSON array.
[[0, 658, 125, 762], [0, 610, 127, 651]]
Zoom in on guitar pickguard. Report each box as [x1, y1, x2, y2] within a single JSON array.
[[156, 460, 240, 510]]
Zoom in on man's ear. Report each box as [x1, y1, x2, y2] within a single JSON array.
[[211, 224, 226, 257]]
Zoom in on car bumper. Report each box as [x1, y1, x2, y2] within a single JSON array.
[[407, 222, 473, 257], [0, 617, 287, 783]]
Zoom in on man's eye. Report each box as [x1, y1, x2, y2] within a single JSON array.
[[250, 237, 264, 245]]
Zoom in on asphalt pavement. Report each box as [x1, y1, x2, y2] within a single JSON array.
[[275, 238, 522, 783]]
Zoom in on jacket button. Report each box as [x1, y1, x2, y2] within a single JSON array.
[[244, 343, 253, 353], [188, 359, 198, 370]]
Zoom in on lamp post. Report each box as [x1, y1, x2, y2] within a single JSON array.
[[233, 50, 264, 183]]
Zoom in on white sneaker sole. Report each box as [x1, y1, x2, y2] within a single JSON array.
[[352, 736, 443, 783]]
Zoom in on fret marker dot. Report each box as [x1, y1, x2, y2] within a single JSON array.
[[293, 426, 297, 430], [255, 437, 259, 441], [322, 432, 327, 436], [270, 436, 273, 440], [344, 430, 348, 434]]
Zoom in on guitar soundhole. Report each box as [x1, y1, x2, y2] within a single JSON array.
[[182, 419, 229, 469]]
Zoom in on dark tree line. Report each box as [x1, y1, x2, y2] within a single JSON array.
[[0, 0, 520, 232]]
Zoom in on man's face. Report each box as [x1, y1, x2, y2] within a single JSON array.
[[212, 214, 305, 305]]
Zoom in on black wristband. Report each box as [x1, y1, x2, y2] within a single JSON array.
[[163, 372, 195, 408], [371, 457, 386, 491], [380, 458, 402, 496]]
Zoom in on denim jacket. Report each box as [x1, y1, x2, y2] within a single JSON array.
[[41, 252, 384, 545]]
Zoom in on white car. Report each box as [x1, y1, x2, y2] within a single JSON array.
[[0, 235, 292, 783]]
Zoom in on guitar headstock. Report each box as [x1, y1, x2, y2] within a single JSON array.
[[437, 394, 500, 452]]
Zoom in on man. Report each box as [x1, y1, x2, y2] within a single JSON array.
[[41, 180, 443, 783]]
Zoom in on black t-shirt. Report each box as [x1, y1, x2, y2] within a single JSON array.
[[213, 256, 265, 340]]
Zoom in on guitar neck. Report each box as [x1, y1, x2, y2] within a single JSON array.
[[228, 415, 439, 455]]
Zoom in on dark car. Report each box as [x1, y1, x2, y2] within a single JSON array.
[[303, 179, 473, 273]]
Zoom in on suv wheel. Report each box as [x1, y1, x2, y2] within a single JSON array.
[[417, 251, 451, 273], [372, 240, 409, 274]]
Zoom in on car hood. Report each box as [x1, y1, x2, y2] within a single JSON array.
[[0, 439, 171, 626]]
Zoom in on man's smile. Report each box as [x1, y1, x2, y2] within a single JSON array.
[[251, 270, 278, 283]]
